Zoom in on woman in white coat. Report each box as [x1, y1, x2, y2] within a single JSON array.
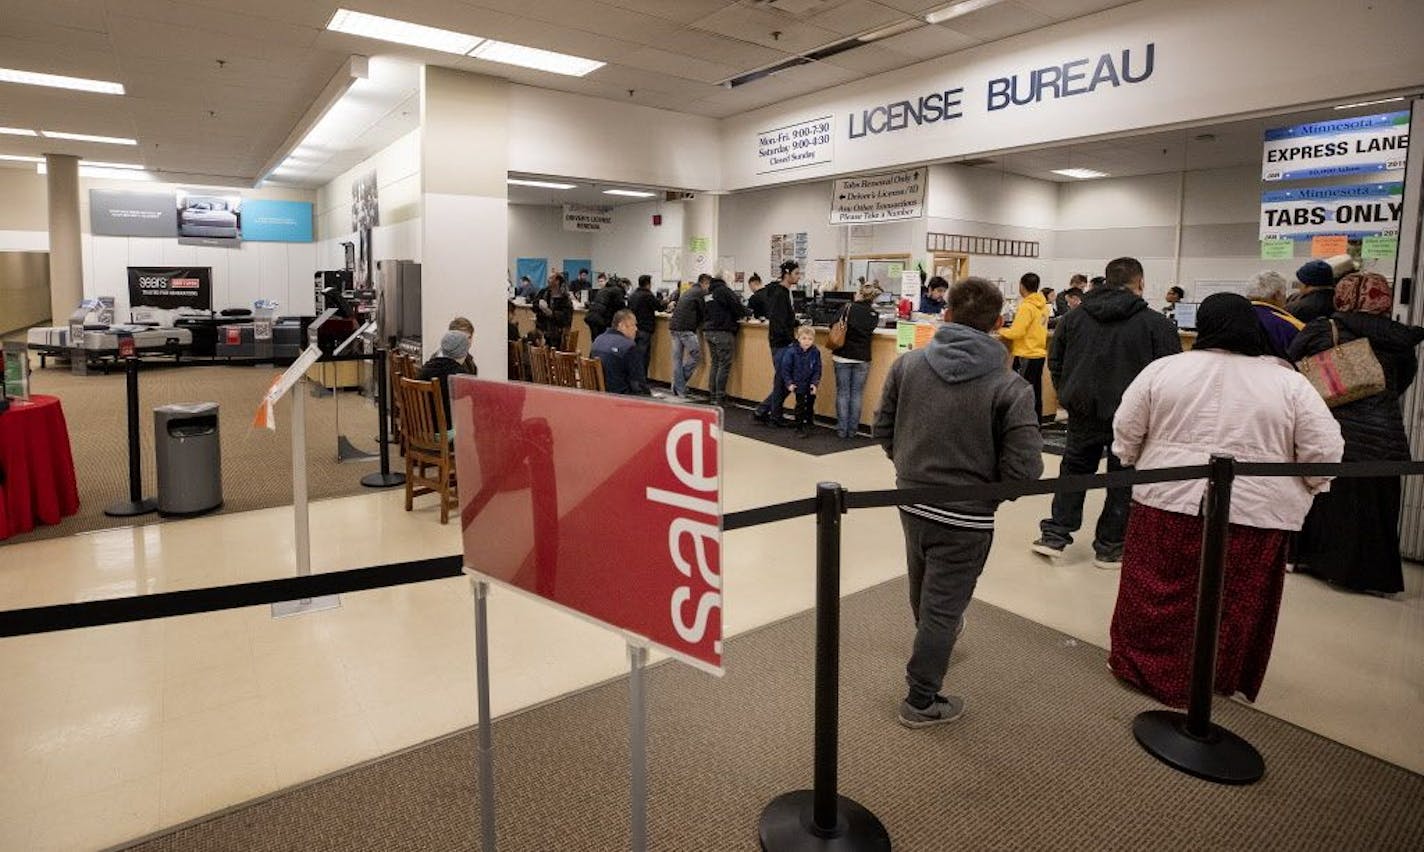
[[1108, 293, 1343, 708]]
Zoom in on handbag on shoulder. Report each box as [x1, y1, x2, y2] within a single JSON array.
[[827, 304, 850, 351], [1295, 319, 1386, 408]]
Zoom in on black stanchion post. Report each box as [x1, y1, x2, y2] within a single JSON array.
[[104, 357, 157, 517], [758, 482, 891, 851], [361, 349, 405, 488], [1133, 454, 1264, 785]]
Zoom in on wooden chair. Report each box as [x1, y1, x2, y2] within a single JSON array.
[[552, 351, 580, 388], [578, 356, 606, 392], [528, 345, 552, 384], [395, 376, 459, 524], [508, 340, 527, 382], [388, 350, 409, 455], [561, 328, 580, 353]]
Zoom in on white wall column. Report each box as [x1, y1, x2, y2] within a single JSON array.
[[44, 154, 82, 322], [682, 193, 718, 280], [420, 66, 509, 375]]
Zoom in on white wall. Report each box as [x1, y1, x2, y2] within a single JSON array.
[[591, 200, 686, 284], [507, 204, 594, 281], [923, 164, 1059, 288], [314, 129, 423, 274]]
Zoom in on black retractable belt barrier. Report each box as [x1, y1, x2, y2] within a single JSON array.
[[362, 348, 405, 488], [1132, 455, 1264, 785], [104, 357, 158, 517], [759, 482, 891, 852]]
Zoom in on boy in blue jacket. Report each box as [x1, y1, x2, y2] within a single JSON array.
[[776, 325, 823, 438]]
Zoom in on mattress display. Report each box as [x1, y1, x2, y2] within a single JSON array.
[[80, 326, 191, 351], [27, 327, 69, 349]]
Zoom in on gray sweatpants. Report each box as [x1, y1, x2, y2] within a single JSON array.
[[900, 511, 994, 707]]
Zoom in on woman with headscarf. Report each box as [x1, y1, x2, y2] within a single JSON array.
[[1109, 294, 1343, 707], [1288, 273, 1424, 594]]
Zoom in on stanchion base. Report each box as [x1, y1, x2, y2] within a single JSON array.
[[271, 595, 342, 619], [1133, 710, 1264, 785], [361, 471, 406, 488], [104, 498, 158, 517], [337, 435, 379, 463], [759, 791, 891, 851]]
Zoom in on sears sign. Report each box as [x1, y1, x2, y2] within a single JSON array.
[[126, 267, 213, 310]]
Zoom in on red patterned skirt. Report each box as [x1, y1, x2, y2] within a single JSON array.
[[1109, 503, 1289, 708]]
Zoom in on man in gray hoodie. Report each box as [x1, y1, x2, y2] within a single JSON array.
[[875, 277, 1044, 728]]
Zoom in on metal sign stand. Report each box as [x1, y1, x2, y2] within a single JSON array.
[[273, 380, 341, 618], [104, 356, 158, 517], [472, 577, 497, 852], [628, 642, 650, 852]]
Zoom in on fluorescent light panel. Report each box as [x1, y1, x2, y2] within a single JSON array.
[[0, 154, 43, 163], [859, 19, 922, 42], [926, 0, 1005, 24], [326, 9, 480, 55], [37, 163, 152, 180], [469, 40, 603, 77], [0, 67, 124, 95], [1052, 168, 1109, 179], [81, 160, 145, 170], [0, 127, 37, 136], [41, 130, 138, 145], [508, 178, 577, 189], [1333, 96, 1405, 110], [325, 9, 603, 77], [603, 189, 655, 198]]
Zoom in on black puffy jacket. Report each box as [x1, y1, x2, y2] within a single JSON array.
[[1286, 288, 1335, 324], [764, 282, 797, 348], [1288, 312, 1424, 461], [669, 284, 707, 332], [704, 280, 750, 332], [627, 287, 659, 334], [1048, 287, 1181, 426], [586, 284, 626, 328]]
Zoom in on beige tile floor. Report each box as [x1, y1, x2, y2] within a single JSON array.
[[0, 432, 1420, 850]]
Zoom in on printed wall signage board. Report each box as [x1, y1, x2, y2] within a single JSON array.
[[454, 379, 725, 673], [126, 267, 213, 310], [1260, 182, 1403, 239], [756, 115, 834, 175], [1262, 111, 1409, 182], [830, 168, 926, 224], [563, 204, 613, 232]]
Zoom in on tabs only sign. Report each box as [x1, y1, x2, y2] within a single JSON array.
[[830, 169, 925, 224], [757, 116, 834, 174]]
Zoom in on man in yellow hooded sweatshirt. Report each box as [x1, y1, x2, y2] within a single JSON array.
[[1001, 272, 1050, 424]]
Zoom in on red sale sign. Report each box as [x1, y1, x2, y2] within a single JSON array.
[[451, 378, 724, 674]]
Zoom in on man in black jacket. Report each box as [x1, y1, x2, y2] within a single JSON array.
[[627, 274, 659, 381], [746, 273, 767, 319], [703, 276, 751, 406], [590, 310, 649, 395], [669, 275, 708, 397], [584, 277, 626, 343], [753, 261, 801, 425], [1033, 257, 1181, 569]]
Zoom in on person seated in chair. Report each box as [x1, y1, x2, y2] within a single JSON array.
[[589, 310, 649, 396], [419, 330, 475, 425]]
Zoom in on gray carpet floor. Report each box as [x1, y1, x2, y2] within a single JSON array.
[[9, 356, 383, 543], [122, 579, 1424, 851]]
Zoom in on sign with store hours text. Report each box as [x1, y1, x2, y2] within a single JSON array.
[[453, 379, 724, 674], [830, 168, 925, 224], [756, 116, 833, 175], [1262, 112, 1409, 182]]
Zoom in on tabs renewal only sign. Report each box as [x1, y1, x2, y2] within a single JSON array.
[[830, 168, 926, 224], [1260, 182, 1403, 240]]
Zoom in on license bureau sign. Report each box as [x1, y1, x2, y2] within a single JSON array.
[[452, 378, 725, 674]]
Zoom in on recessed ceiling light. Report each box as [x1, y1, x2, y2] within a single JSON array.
[[81, 160, 145, 170], [858, 20, 923, 42], [41, 130, 138, 145], [38, 162, 152, 180], [925, 0, 1006, 25], [0, 67, 125, 95], [326, 9, 481, 55], [0, 154, 43, 163], [1052, 168, 1109, 179], [508, 178, 577, 189], [0, 127, 37, 136], [603, 189, 656, 198], [467, 40, 603, 77], [1333, 96, 1405, 110]]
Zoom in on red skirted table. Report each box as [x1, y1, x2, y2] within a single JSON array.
[[0, 395, 81, 540]]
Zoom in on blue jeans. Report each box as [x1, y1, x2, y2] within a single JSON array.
[[756, 345, 791, 419], [670, 331, 701, 396], [834, 360, 869, 437]]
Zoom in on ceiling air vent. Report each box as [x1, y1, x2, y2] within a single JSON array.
[[958, 158, 996, 167]]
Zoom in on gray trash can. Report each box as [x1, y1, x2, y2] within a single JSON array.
[[154, 402, 223, 515]]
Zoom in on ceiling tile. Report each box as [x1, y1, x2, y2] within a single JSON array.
[[1016, 0, 1138, 20], [618, 45, 747, 85], [659, 26, 795, 69], [691, 5, 843, 53], [873, 23, 975, 58], [596, 0, 739, 25], [818, 43, 914, 75], [807, 0, 907, 36], [936, 1, 1057, 42]]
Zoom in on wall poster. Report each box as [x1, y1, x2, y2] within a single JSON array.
[[351, 170, 380, 290]]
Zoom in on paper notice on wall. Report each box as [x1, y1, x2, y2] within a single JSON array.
[[1262, 111, 1409, 182], [809, 259, 839, 289], [563, 204, 613, 232], [847, 224, 873, 255], [900, 270, 920, 300], [914, 323, 935, 349], [896, 321, 915, 353], [830, 168, 926, 224], [661, 247, 683, 282], [1362, 234, 1398, 259], [1260, 239, 1294, 260], [1311, 235, 1349, 257]]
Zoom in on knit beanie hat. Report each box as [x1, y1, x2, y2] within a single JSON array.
[[1295, 260, 1334, 289], [439, 330, 471, 361]]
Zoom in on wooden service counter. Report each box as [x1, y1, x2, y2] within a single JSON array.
[[512, 304, 1198, 425], [512, 304, 899, 427]]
